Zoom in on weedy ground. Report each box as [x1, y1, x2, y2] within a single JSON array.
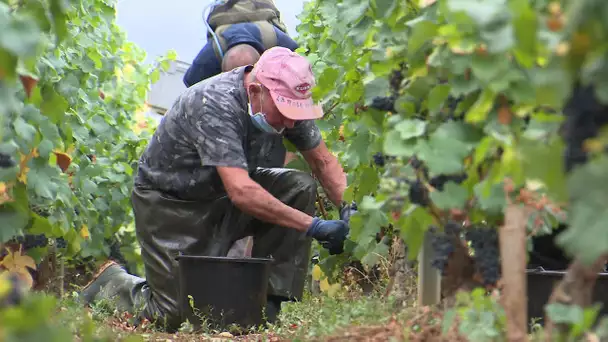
[[51, 273, 552, 342], [59, 286, 445, 341], [58, 289, 555, 341]]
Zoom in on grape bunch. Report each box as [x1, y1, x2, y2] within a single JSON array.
[[0, 153, 15, 168], [429, 173, 468, 191], [465, 225, 501, 286], [404, 172, 467, 207], [55, 237, 67, 249], [408, 178, 429, 206], [562, 83, 608, 173], [429, 222, 462, 275], [9, 234, 50, 250], [370, 96, 396, 112], [372, 152, 396, 167]]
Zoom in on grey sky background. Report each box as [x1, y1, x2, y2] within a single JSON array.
[[115, 0, 307, 64]]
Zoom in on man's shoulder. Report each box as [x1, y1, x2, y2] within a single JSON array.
[[178, 66, 250, 121]]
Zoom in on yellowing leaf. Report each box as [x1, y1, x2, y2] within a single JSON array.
[[0, 248, 37, 289], [0, 182, 6, 194], [0, 272, 12, 298], [319, 278, 330, 292], [319, 277, 342, 297], [312, 264, 324, 281], [0, 248, 37, 272], [80, 225, 90, 239], [123, 64, 135, 78], [17, 167, 29, 184]]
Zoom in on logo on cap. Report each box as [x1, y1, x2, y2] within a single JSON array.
[[295, 83, 311, 94]]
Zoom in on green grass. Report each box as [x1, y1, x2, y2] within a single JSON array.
[[268, 289, 403, 340]]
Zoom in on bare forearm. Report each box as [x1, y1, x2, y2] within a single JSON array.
[[308, 152, 346, 207], [232, 182, 314, 232]]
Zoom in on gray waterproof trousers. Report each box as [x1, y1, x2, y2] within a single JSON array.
[[92, 168, 316, 331]]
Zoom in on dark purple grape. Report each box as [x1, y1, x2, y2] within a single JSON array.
[[465, 225, 501, 285], [0, 153, 15, 168]]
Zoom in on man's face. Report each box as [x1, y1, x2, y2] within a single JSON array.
[[250, 84, 296, 130]]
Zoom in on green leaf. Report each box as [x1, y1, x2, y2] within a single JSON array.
[[0, 204, 29, 243], [447, 0, 505, 27], [465, 89, 495, 123], [394, 119, 427, 140], [28, 163, 59, 199], [417, 133, 470, 176], [364, 77, 391, 105], [399, 206, 434, 260], [545, 303, 585, 325], [361, 241, 390, 268], [356, 166, 380, 201], [28, 213, 54, 235], [474, 180, 507, 215], [407, 20, 437, 58], [49, 0, 69, 42], [38, 139, 54, 158], [0, 47, 18, 80], [518, 137, 567, 203], [557, 156, 608, 267], [339, 0, 370, 24], [87, 49, 103, 69], [373, 0, 397, 19], [82, 179, 98, 196], [427, 84, 451, 114], [510, 0, 537, 68], [13, 117, 38, 143], [383, 130, 416, 157], [40, 87, 69, 123], [429, 182, 469, 210], [0, 11, 41, 57], [470, 53, 510, 83]]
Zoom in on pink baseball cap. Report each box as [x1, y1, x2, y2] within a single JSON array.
[[251, 47, 324, 121]]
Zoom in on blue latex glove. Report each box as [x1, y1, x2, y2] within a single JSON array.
[[306, 218, 349, 255], [339, 201, 358, 223]]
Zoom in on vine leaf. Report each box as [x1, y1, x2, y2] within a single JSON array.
[[398, 206, 434, 260], [518, 137, 567, 203], [383, 130, 416, 157], [0, 206, 29, 244], [0, 247, 37, 289], [364, 77, 391, 105], [0, 8, 42, 57], [465, 89, 495, 123], [395, 119, 427, 140], [556, 156, 608, 266], [430, 182, 469, 210], [339, 0, 370, 24], [373, 0, 397, 19]]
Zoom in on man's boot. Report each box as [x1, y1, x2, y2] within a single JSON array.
[[79, 260, 145, 314]]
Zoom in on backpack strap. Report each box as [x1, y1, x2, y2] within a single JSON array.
[[211, 21, 278, 61], [206, 0, 288, 33]]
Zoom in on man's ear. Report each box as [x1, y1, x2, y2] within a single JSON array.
[[248, 83, 263, 94]]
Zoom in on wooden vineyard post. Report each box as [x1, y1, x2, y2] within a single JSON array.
[[500, 204, 531, 342], [417, 229, 441, 307]]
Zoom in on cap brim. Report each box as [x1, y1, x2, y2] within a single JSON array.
[[270, 91, 324, 121]]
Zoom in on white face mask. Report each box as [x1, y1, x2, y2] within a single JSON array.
[[247, 90, 284, 135]]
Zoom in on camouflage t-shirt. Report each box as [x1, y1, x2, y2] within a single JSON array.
[[134, 65, 323, 201]]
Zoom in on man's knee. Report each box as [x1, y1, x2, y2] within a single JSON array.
[[283, 170, 317, 197]]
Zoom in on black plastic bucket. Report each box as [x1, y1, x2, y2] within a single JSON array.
[[176, 255, 274, 331], [527, 268, 608, 327]]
